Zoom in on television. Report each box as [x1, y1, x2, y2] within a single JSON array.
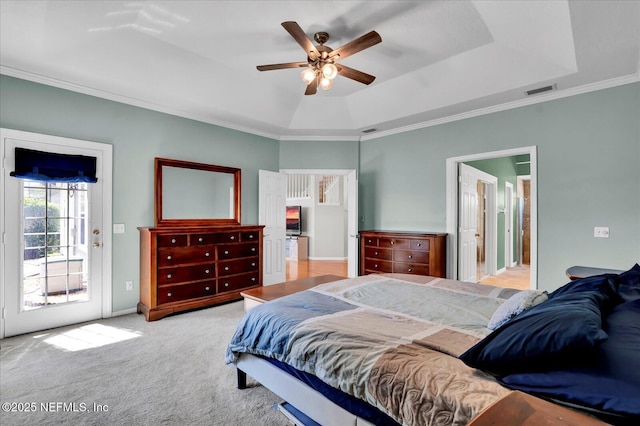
[[286, 205, 302, 236]]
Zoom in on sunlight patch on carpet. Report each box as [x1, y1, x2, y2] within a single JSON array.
[[41, 324, 141, 351]]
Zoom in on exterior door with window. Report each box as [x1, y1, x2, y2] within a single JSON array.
[[1, 129, 112, 338]]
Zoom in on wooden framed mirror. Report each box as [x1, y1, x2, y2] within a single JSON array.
[[155, 157, 241, 227]]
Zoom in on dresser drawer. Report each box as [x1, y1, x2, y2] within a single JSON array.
[[362, 236, 378, 247], [410, 239, 431, 251], [241, 231, 260, 242], [364, 259, 393, 273], [192, 232, 240, 245], [158, 246, 215, 266], [157, 263, 215, 285], [218, 272, 260, 293], [378, 238, 409, 249], [393, 250, 429, 264], [157, 281, 215, 304], [157, 234, 188, 247], [218, 257, 260, 276], [393, 263, 429, 275], [218, 243, 259, 259], [364, 246, 392, 260]]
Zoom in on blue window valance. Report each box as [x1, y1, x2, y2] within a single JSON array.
[[10, 148, 98, 183]]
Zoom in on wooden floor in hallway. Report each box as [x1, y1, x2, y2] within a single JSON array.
[[479, 265, 531, 290]]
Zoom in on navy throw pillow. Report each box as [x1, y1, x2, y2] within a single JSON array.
[[460, 275, 618, 376]]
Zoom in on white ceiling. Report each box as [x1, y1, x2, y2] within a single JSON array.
[[1, 1, 639, 140]]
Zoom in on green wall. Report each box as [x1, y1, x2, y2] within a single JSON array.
[[0, 75, 279, 312], [359, 82, 640, 290], [2, 74, 638, 308]]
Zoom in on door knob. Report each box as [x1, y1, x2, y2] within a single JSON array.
[[92, 242, 100, 248], [93, 229, 100, 235]]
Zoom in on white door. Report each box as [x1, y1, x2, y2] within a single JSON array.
[[1, 129, 112, 338], [259, 170, 286, 285], [458, 164, 479, 282], [346, 170, 358, 277]]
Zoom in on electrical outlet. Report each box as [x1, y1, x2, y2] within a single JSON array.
[[126, 280, 133, 291], [594, 226, 609, 238], [113, 223, 125, 234]]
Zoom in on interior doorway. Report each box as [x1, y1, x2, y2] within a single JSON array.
[[446, 146, 537, 289]]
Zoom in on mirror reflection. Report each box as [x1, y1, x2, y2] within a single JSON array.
[[155, 157, 241, 227]]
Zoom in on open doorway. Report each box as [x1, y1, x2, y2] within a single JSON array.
[[446, 147, 537, 289], [278, 169, 357, 279]]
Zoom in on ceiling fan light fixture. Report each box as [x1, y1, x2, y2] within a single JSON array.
[[322, 63, 338, 80], [301, 68, 316, 85], [320, 77, 333, 91]]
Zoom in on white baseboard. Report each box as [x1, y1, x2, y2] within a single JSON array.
[[111, 307, 137, 317], [496, 267, 507, 275]]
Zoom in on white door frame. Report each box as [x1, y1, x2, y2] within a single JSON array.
[[446, 146, 537, 289], [280, 169, 358, 278], [0, 128, 113, 338], [504, 181, 515, 269]]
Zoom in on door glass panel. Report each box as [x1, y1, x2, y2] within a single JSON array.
[[22, 180, 89, 310]]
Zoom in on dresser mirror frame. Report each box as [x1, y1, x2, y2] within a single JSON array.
[[154, 157, 241, 227]]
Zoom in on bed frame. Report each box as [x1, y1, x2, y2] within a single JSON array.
[[235, 353, 375, 426]]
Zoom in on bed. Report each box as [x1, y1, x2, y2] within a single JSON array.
[[225, 266, 640, 426]]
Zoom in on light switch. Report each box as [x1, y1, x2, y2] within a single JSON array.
[[594, 226, 609, 238], [113, 223, 125, 234]]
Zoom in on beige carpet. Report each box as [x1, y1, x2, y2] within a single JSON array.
[[0, 301, 287, 425]]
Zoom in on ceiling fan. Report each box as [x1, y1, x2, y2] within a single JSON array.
[[257, 21, 382, 95]]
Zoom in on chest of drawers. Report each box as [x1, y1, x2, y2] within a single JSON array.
[[359, 230, 446, 278], [138, 225, 263, 321]]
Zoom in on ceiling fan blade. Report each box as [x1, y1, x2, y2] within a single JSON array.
[[336, 64, 376, 85], [281, 21, 320, 60], [304, 75, 319, 95], [257, 62, 309, 71], [329, 31, 382, 61]]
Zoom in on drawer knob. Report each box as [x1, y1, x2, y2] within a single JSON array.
[[251, 277, 256, 282], [224, 282, 229, 287], [248, 234, 254, 239], [230, 235, 235, 240], [416, 243, 422, 247], [251, 262, 256, 267], [374, 251, 378, 255], [391, 241, 395, 245], [408, 268, 413, 272], [368, 239, 372, 243], [198, 237, 204, 242], [408, 255, 413, 259], [374, 264, 378, 268], [171, 238, 176, 244], [224, 266, 230, 271], [167, 255, 172, 260], [205, 269, 210, 274], [167, 274, 172, 279], [167, 292, 172, 297], [251, 247, 256, 252], [205, 252, 210, 257], [205, 286, 210, 291], [224, 250, 229, 255]]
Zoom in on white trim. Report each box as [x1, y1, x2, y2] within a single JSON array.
[[307, 257, 348, 261], [3, 67, 637, 142], [505, 181, 515, 271], [111, 308, 137, 317], [446, 146, 537, 289]]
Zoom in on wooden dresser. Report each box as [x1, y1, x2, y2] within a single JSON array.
[[360, 230, 447, 278], [138, 225, 264, 321]]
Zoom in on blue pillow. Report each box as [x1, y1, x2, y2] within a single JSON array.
[[498, 299, 640, 418], [460, 275, 618, 376]]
